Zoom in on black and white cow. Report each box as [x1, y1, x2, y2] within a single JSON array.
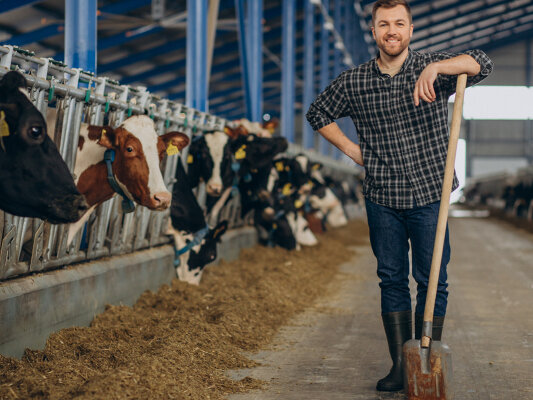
[[294, 155, 348, 228], [0, 71, 87, 222], [265, 157, 318, 248], [166, 157, 228, 285], [231, 133, 289, 216], [186, 130, 234, 197]]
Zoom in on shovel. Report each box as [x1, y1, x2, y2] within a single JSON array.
[[403, 73, 468, 400]]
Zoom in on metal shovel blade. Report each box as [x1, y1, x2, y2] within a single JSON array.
[[403, 339, 453, 399]]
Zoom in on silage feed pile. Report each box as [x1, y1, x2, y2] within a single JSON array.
[[0, 219, 368, 400]]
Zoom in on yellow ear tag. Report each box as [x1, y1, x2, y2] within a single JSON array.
[[166, 143, 179, 156], [272, 223, 278, 229], [308, 180, 314, 187], [294, 199, 303, 208], [312, 163, 320, 170], [187, 154, 194, 164], [224, 126, 231, 135], [0, 111, 10, 138], [282, 183, 292, 196], [275, 161, 284, 172], [235, 144, 247, 160]]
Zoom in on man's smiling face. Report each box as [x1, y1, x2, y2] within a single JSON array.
[[371, 5, 413, 58]]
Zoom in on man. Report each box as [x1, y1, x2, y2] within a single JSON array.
[[306, 0, 493, 392]]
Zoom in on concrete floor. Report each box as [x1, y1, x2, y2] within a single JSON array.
[[228, 216, 533, 400]]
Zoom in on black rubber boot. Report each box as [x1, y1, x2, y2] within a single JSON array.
[[415, 314, 445, 341], [376, 311, 412, 392]]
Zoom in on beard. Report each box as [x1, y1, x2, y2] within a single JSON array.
[[377, 35, 410, 57]]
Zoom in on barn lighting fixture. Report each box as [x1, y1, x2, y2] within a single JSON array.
[[323, 21, 334, 31], [335, 41, 345, 50], [309, 0, 322, 5]]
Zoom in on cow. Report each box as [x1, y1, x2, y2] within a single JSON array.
[[0, 70, 87, 223], [293, 155, 348, 228], [166, 157, 228, 285], [265, 156, 318, 248], [68, 115, 189, 242], [231, 133, 289, 217], [186, 130, 234, 197]]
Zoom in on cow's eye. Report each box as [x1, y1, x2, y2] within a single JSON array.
[[29, 126, 43, 139], [126, 146, 133, 153]]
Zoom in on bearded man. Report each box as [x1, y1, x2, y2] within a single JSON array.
[[306, 0, 493, 392]]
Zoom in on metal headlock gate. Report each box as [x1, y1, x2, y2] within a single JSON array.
[[0, 44, 359, 282]]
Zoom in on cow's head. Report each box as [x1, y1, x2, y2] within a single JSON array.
[[173, 220, 228, 285], [86, 115, 189, 210], [231, 134, 288, 170], [286, 211, 318, 247], [187, 131, 234, 196], [187, 220, 228, 272], [0, 71, 87, 223], [262, 118, 279, 135], [310, 186, 348, 227], [272, 157, 309, 191]]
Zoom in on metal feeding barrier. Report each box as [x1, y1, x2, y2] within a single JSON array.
[[0, 44, 360, 282], [0, 45, 233, 281]]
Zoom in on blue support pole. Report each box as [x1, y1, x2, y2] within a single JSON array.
[[248, 0, 263, 122], [186, 0, 208, 111], [281, 0, 296, 143], [235, 0, 251, 118], [65, 0, 97, 72], [303, 0, 315, 150], [334, 0, 342, 76], [319, 0, 330, 155]]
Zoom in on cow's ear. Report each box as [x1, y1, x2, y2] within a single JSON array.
[[0, 103, 19, 117], [224, 126, 238, 139], [224, 125, 248, 139], [263, 118, 279, 133], [160, 131, 190, 151], [88, 125, 116, 149], [311, 162, 323, 171], [210, 220, 228, 242]]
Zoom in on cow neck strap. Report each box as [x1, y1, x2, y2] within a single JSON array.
[[304, 194, 312, 213], [230, 157, 251, 196], [173, 225, 210, 266], [103, 149, 135, 213]]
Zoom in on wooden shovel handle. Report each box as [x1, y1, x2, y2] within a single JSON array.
[[422, 74, 468, 339]]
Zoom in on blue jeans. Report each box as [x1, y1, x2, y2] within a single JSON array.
[[365, 198, 450, 316]]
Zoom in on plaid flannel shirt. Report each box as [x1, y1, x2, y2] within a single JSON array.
[[306, 48, 493, 209]]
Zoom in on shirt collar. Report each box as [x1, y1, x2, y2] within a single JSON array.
[[373, 48, 414, 77]]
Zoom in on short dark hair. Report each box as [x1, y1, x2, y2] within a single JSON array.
[[371, 0, 412, 26]]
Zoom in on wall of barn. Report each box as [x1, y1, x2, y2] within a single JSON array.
[[465, 39, 533, 178]]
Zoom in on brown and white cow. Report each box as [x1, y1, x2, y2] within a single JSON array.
[[232, 118, 279, 138], [68, 115, 189, 242]]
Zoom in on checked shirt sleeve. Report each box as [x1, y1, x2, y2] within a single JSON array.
[[306, 71, 351, 132], [427, 49, 494, 97]]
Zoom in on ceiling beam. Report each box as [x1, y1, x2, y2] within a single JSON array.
[[420, 16, 533, 53], [0, 0, 44, 13], [4, 0, 152, 48]]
